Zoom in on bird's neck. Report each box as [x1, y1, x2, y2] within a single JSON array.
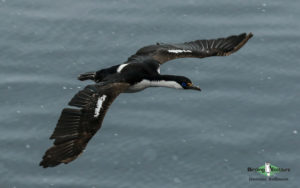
[[153, 74, 179, 81], [142, 75, 182, 89]]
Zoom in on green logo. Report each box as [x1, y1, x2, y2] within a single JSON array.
[[248, 162, 290, 179], [256, 163, 280, 177]]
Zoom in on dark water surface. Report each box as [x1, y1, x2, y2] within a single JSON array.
[[1, 0, 299, 187]]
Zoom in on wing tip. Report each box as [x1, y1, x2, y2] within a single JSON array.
[[39, 160, 64, 168], [248, 32, 254, 38], [39, 155, 62, 168], [226, 32, 253, 55], [39, 161, 48, 168], [239, 32, 253, 38], [40, 142, 81, 168]]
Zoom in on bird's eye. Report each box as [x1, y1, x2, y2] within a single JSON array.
[[181, 82, 187, 87]]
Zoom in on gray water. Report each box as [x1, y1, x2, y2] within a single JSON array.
[[1, 0, 299, 187]]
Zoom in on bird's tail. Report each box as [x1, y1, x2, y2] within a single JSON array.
[[78, 72, 96, 81]]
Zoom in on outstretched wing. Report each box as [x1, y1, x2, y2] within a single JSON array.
[[128, 33, 253, 64], [40, 82, 129, 168]]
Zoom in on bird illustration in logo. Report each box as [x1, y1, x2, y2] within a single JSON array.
[[265, 162, 271, 176]]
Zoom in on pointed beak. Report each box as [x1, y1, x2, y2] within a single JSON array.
[[187, 84, 201, 91]]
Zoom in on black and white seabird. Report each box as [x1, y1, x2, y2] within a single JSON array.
[[40, 33, 253, 168]]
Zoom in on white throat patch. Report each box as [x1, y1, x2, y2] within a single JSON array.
[[168, 49, 192, 54], [117, 63, 129, 73], [132, 79, 182, 90], [94, 95, 107, 117]]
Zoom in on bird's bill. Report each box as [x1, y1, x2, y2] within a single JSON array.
[[187, 83, 201, 91]]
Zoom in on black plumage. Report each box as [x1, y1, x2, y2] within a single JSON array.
[[40, 33, 253, 168]]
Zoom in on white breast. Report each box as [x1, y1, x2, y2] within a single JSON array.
[[126, 79, 182, 93]]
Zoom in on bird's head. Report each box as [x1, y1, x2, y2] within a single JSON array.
[[173, 76, 201, 91]]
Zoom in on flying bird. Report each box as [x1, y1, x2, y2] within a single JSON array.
[[40, 33, 253, 168]]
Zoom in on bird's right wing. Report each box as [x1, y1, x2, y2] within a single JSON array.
[[40, 82, 130, 168], [128, 33, 253, 64]]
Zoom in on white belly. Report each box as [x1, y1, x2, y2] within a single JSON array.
[[124, 79, 182, 93], [125, 81, 149, 93]]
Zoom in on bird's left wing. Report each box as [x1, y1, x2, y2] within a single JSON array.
[[40, 82, 129, 168], [128, 33, 253, 64]]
